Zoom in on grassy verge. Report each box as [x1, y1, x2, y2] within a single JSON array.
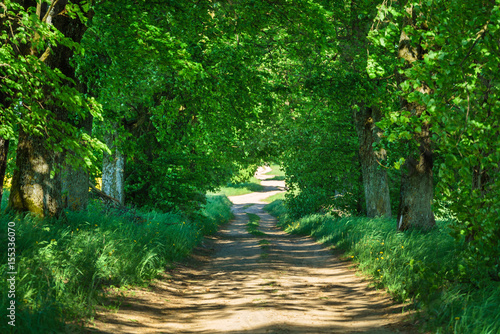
[[0, 195, 232, 334], [262, 191, 286, 203], [264, 164, 286, 181], [211, 176, 263, 196], [262, 164, 286, 203], [210, 164, 285, 197], [265, 200, 500, 334]]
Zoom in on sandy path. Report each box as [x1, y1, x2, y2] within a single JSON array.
[[86, 167, 412, 334]]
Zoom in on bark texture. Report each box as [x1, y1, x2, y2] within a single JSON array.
[[355, 106, 392, 218], [62, 105, 93, 211], [9, 130, 62, 216], [396, 145, 435, 230], [0, 138, 9, 206], [396, 3, 435, 230], [62, 165, 90, 211], [9, 1, 90, 216], [102, 132, 125, 205]]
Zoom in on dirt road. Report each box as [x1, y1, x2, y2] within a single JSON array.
[[87, 167, 412, 334]]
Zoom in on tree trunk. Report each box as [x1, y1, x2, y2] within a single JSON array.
[[102, 131, 125, 205], [9, 130, 63, 216], [355, 106, 392, 218], [356, 159, 364, 215], [397, 144, 435, 230], [62, 165, 90, 211], [62, 89, 93, 211], [8, 1, 90, 217], [0, 138, 9, 207], [396, 2, 435, 230]]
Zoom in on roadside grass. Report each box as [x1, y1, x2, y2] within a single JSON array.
[[264, 164, 286, 181], [265, 199, 500, 334], [262, 163, 287, 203], [0, 195, 232, 334], [211, 176, 263, 196], [210, 164, 285, 197], [262, 191, 286, 203]]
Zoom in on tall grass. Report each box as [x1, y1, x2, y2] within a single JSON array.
[[265, 200, 500, 334], [0, 195, 232, 333]]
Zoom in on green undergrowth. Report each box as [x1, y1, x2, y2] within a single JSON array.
[[0, 194, 232, 334], [265, 200, 500, 334]]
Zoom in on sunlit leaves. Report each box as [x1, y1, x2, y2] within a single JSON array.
[[369, 0, 500, 269], [1, 1, 105, 171]]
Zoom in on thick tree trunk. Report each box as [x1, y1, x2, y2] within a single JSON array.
[[9, 1, 90, 217], [62, 165, 89, 211], [102, 131, 125, 205], [9, 130, 63, 216], [396, 143, 435, 230], [355, 106, 392, 218], [62, 100, 93, 211], [396, 3, 435, 230], [0, 138, 9, 207]]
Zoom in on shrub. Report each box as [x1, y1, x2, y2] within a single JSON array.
[[0, 195, 232, 333]]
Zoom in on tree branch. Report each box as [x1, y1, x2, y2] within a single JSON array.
[[89, 184, 121, 205], [36, 1, 42, 18], [376, 159, 390, 169], [39, 46, 51, 62], [42, 0, 60, 23], [459, 22, 489, 68]]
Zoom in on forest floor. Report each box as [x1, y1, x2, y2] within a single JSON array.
[[85, 167, 415, 334]]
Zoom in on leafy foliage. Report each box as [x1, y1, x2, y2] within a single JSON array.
[[75, 0, 280, 211], [0, 0, 105, 170], [3, 0, 500, 330], [0, 195, 232, 333], [280, 105, 362, 218], [369, 0, 500, 275]]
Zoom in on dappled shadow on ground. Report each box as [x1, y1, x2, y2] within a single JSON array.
[[85, 168, 414, 334], [87, 321, 409, 334]]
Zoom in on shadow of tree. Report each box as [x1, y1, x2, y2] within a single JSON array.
[[83, 185, 414, 334]]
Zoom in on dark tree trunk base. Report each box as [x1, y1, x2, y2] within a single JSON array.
[[9, 131, 62, 217], [397, 155, 436, 231], [355, 106, 392, 218]]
